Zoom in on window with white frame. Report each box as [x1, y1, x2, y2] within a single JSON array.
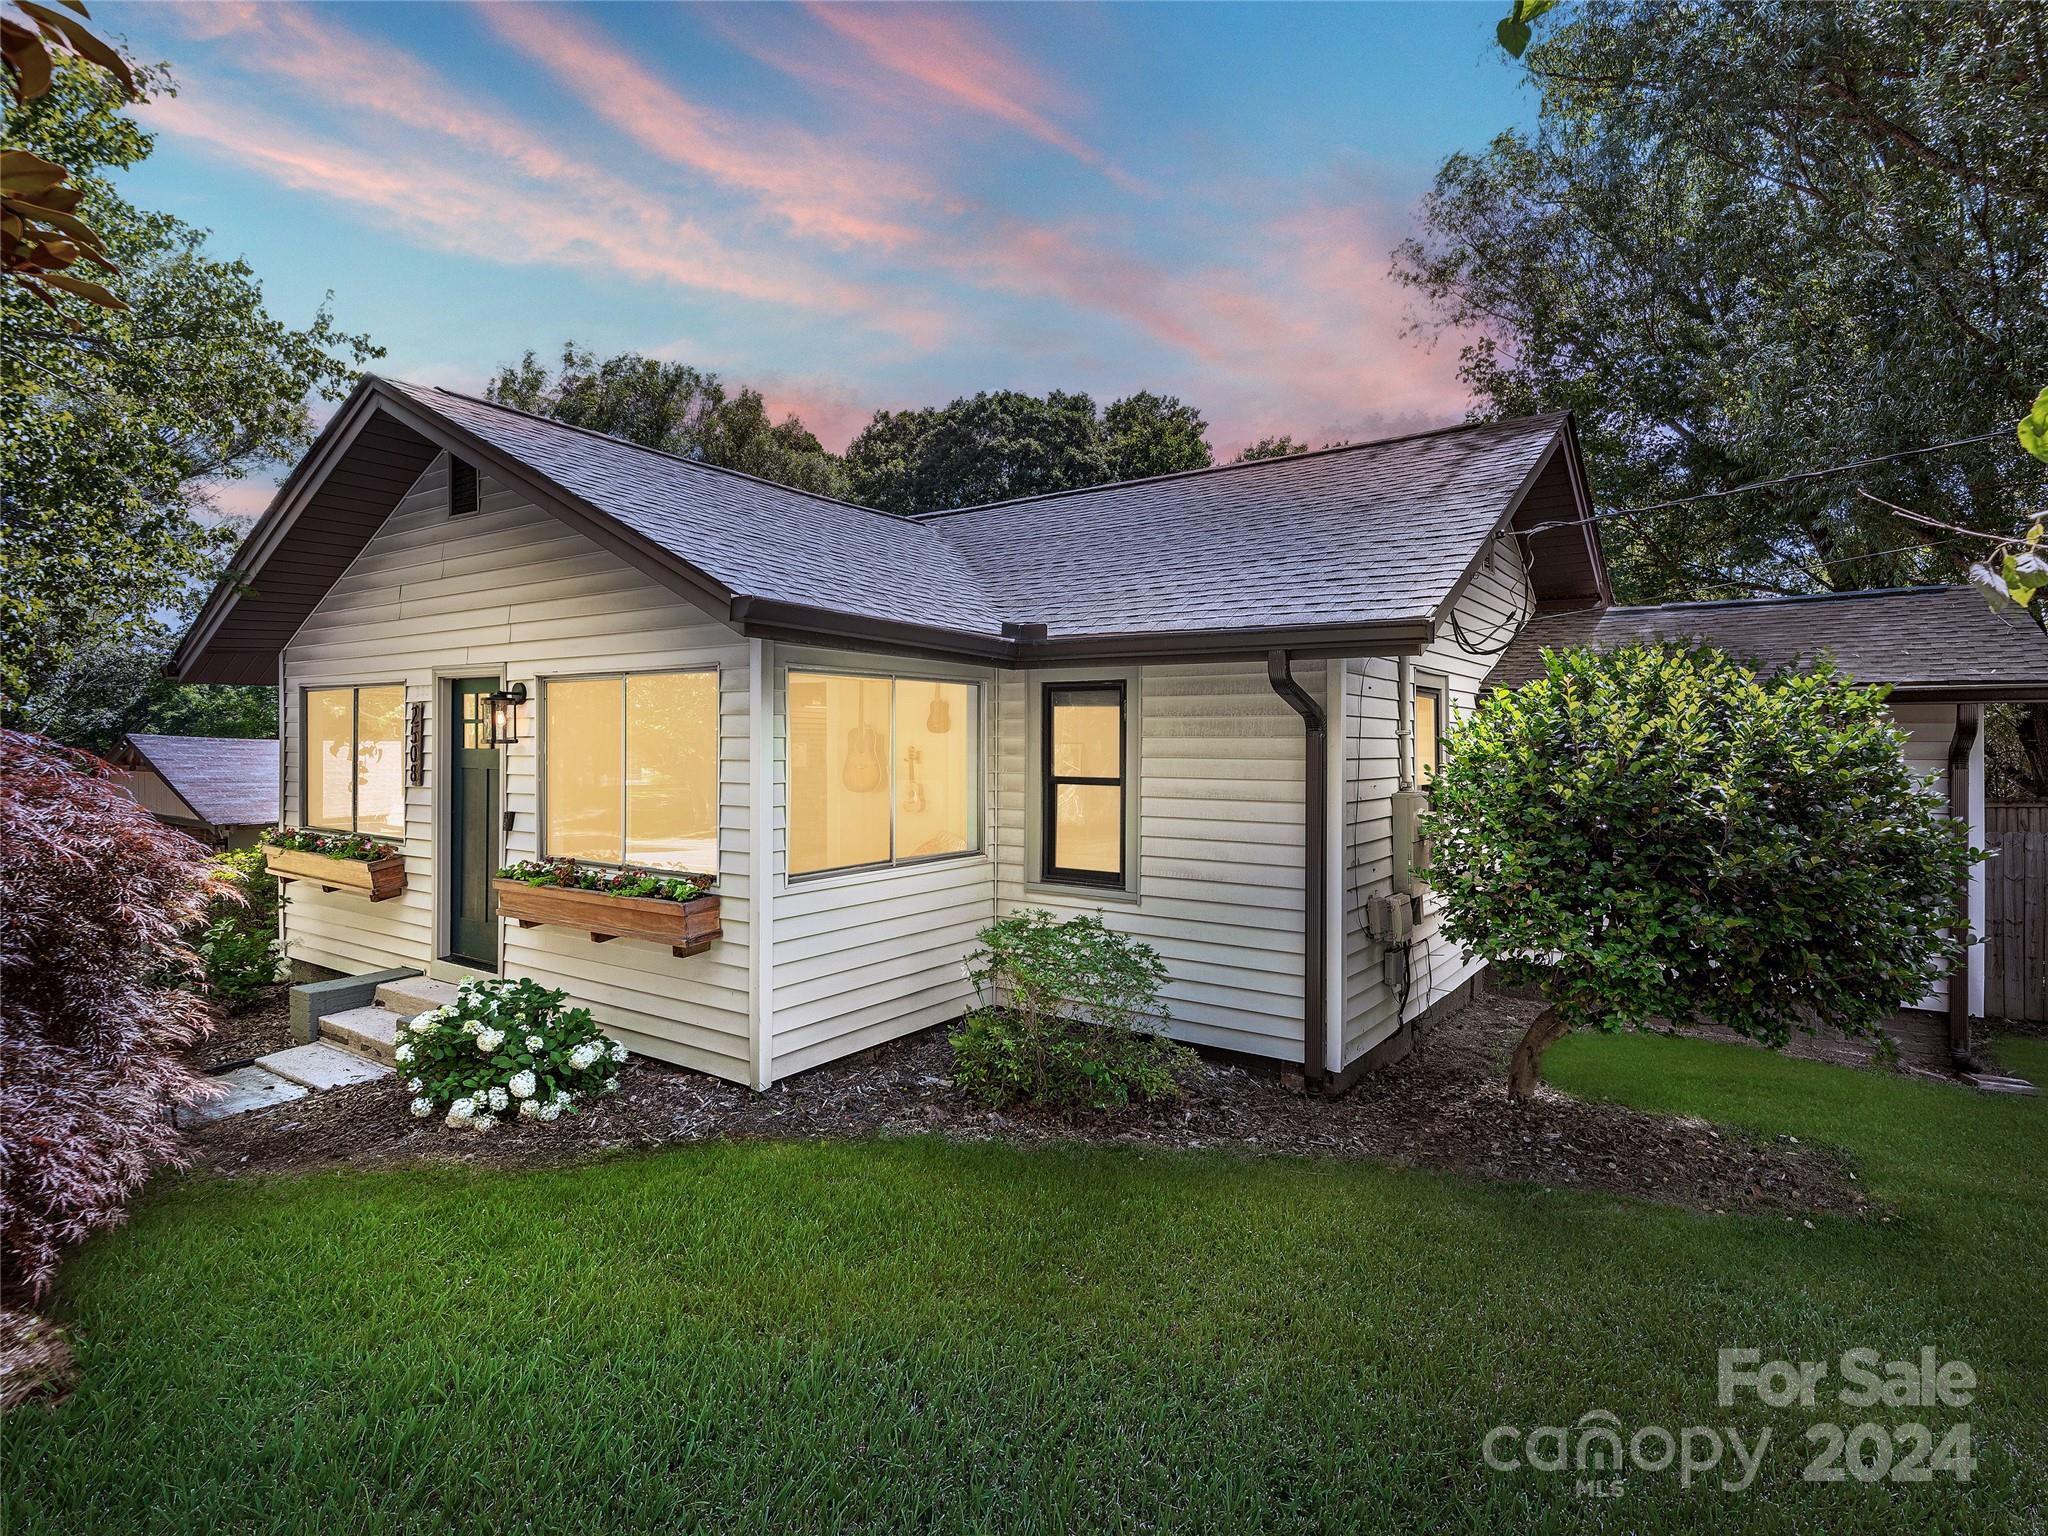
[[544, 671, 719, 873], [304, 684, 406, 838], [1412, 672, 1448, 782], [786, 670, 979, 877]]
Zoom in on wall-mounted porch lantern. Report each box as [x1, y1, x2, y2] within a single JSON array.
[[486, 682, 528, 748]]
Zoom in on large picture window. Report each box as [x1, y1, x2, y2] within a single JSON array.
[[544, 671, 718, 873], [1043, 682, 1126, 887], [787, 670, 978, 878], [305, 684, 405, 838]]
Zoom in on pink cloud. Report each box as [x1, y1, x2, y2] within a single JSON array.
[[480, 2, 941, 251], [802, 3, 1149, 195]]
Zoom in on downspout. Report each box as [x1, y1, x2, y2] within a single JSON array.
[[1396, 656, 1415, 790], [276, 650, 289, 972], [1946, 702, 1981, 1064], [1268, 651, 1328, 1089]]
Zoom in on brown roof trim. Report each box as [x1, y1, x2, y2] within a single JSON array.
[[1430, 415, 1609, 627], [1885, 683, 2048, 703], [729, 596, 1434, 668]]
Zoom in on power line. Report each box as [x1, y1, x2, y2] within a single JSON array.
[[1513, 428, 2011, 540]]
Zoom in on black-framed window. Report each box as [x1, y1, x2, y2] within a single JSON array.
[[1413, 680, 1445, 782], [1043, 682, 1126, 886]]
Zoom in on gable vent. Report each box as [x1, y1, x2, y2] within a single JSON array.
[[450, 455, 479, 516]]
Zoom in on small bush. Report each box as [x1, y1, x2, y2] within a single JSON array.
[[397, 975, 624, 1130], [196, 845, 281, 1006], [950, 910, 1195, 1111], [0, 730, 220, 1307]]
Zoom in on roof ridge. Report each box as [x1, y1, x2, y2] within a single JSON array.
[[397, 378, 909, 525], [1603, 584, 1964, 615], [909, 411, 1570, 521]]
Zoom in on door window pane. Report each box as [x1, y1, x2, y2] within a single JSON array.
[[355, 686, 405, 838], [547, 678, 624, 864], [787, 672, 894, 875], [895, 681, 972, 860], [626, 672, 719, 872], [306, 688, 354, 831], [1053, 783, 1123, 876]]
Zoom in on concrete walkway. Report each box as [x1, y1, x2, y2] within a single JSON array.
[[178, 1042, 393, 1128]]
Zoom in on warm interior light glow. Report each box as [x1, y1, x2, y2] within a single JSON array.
[[788, 672, 895, 875], [895, 681, 972, 859], [306, 684, 403, 837], [1047, 687, 1123, 879], [546, 677, 625, 864], [626, 672, 718, 871], [1414, 687, 1441, 782]]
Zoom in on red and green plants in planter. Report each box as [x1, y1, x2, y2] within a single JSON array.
[[495, 858, 708, 902], [264, 827, 399, 862], [396, 975, 626, 1131]]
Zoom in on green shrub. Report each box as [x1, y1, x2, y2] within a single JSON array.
[[196, 845, 281, 1006], [1419, 643, 1980, 1096], [950, 910, 1195, 1111], [496, 857, 707, 902], [397, 975, 623, 1130]]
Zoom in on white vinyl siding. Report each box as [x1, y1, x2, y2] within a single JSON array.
[[1892, 701, 1984, 1015], [1341, 542, 1532, 1067], [996, 659, 1316, 1063], [767, 649, 999, 1080], [280, 452, 755, 1082]]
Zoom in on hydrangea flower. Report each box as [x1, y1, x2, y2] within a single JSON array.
[[406, 1077, 423, 1093], [508, 1069, 537, 1100], [410, 1097, 432, 1118], [394, 1043, 414, 1064], [603, 1076, 620, 1095], [475, 1027, 505, 1054], [446, 1097, 476, 1126], [568, 1041, 601, 1071], [609, 1040, 627, 1064], [518, 1099, 540, 1120], [487, 1086, 509, 1112], [553, 1088, 572, 1107], [537, 1102, 562, 1122], [525, 1034, 545, 1052]]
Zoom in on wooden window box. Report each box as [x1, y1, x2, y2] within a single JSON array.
[[492, 878, 722, 958], [264, 847, 408, 902]]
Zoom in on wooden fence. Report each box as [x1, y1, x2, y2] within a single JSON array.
[[1985, 802, 2047, 1024]]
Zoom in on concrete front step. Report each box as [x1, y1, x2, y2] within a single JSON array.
[[178, 1065, 309, 1128], [321, 1004, 401, 1066], [260, 1041, 393, 1091], [373, 976, 459, 1021]]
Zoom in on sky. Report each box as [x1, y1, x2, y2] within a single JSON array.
[[98, 1, 1536, 512]]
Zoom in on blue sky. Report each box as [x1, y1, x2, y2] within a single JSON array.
[[100, 1, 1534, 504]]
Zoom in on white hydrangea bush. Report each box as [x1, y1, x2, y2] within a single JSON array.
[[397, 975, 626, 1131]]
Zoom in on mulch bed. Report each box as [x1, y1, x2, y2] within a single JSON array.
[[182, 990, 1877, 1219], [189, 985, 296, 1072]]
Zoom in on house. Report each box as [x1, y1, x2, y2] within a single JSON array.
[[1488, 586, 2048, 1054], [170, 375, 2048, 1089], [111, 733, 277, 849]]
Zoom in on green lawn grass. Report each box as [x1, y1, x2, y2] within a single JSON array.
[[5, 1035, 2043, 1534]]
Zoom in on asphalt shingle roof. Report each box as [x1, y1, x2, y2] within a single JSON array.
[[390, 382, 1008, 638], [124, 734, 277, 827], [1486, 586, 2048, 696], [395, 383, 1567, 643]]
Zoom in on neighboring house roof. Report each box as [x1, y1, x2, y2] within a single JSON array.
[[121, 734, 278, 828], [1486, 586, 2048, 702], [171, 375, 1602, 680]]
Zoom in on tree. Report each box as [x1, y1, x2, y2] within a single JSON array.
[[1102, 391, 1212, 480], [3, 0, 135, 312], [1235, 435, 1309, 463], [21, 628, 273, 754], [842, 387, 1213, 515], [1419, 645, 1975, 1099], [485, 343, 848, 498], [0, 729, 221, 1401], [1396, 0, 2048, 604], [3, 57, 380, 708]]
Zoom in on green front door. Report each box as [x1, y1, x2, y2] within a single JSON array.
[[448, 677, 500, 969]]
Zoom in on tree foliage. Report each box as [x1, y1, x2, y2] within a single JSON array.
[[19, 627, 274, 754], [1396, 0, 2048, 603], [1419, 646, 1975, 1096], [1234, 435, 1310, 463], [485, 343, 848, 498], [844, 387, 1212, 515], [0, 728, 220, 1363], [3, 58, 380, 707]]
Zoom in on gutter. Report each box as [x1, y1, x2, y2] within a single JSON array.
[[1267, 650, 1328, 1090], [1946, 702, 1981, 1063]]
